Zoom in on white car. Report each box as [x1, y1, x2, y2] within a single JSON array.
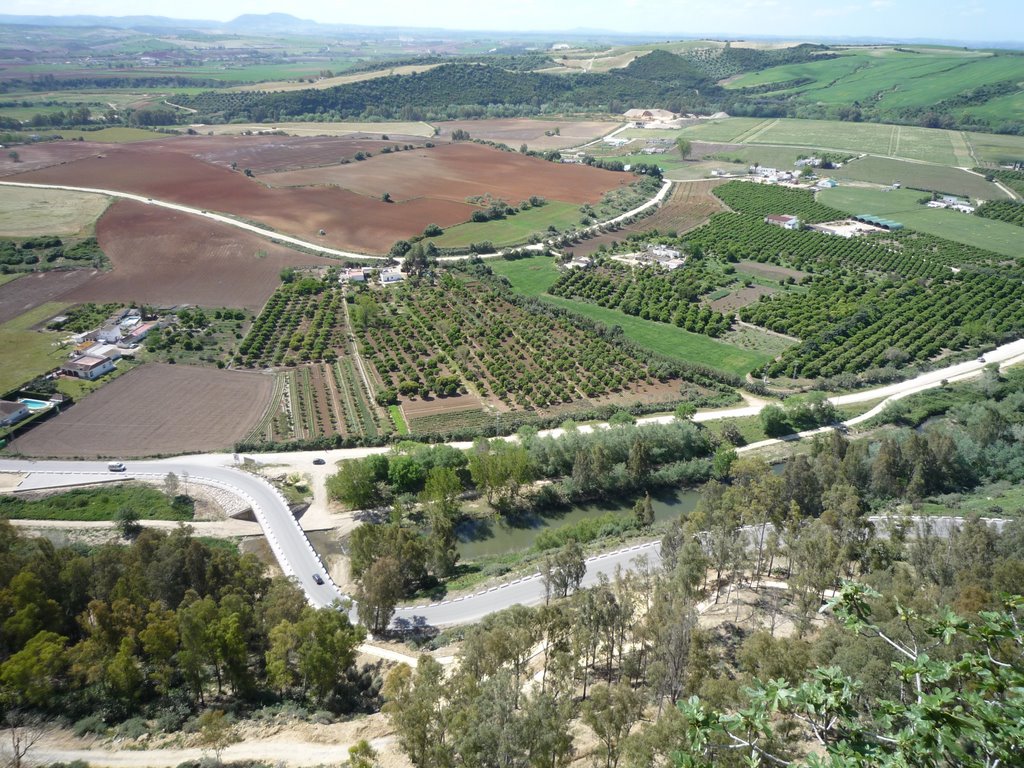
[[107, 461, 126, 472]]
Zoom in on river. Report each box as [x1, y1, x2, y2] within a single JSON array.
[[456, 487, 701, 559]]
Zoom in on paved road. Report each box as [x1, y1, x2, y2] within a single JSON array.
[[0, 175, 671, 265], [0, 458, 346, 610], [2, 333, 1022, 628]]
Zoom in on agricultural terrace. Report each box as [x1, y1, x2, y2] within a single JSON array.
[[8, 363, 274, 458], [8, 135, 630, 254], [547, 258, 733, 337]]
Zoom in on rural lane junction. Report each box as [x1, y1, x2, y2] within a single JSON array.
[[1, 338, 1022, 628]]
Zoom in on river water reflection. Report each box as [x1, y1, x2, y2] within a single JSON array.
[[456, 488, 702, 559]]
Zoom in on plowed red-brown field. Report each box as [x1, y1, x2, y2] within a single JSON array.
[[66, 200, 339, 311], [191, 134, 427, 174], [5, 135, 627, 254], [263, 143, 628, 204], [8, 363, 274, 458]]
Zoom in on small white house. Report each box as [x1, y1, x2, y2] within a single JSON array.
[[61, 355, 115, 381], [340, 268, 366, 283], [379, 269, 405, 285], [764, 214, 801, 230]]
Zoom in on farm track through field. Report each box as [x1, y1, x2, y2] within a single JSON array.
[[742, 119, 781, 144]]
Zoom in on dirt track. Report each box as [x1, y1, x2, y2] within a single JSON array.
[[4, 136, 626, 254]]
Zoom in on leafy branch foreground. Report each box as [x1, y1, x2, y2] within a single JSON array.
[[678, 584, 1023, 768]]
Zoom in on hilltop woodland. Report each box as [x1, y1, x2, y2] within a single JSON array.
[[168, 45, 1024, 135]]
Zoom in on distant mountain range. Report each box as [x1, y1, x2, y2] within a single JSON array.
[[0, 12, 1018, 48]]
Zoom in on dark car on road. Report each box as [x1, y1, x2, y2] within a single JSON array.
[[312, 573, 324, 585], [313, 458, 326, 465]]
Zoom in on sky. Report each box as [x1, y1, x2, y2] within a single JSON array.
[[3, 0, 1020, 43]]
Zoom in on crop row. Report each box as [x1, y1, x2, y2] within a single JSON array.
[[237, 282, 342, 367], [548, 259, 733, 337], [742, 271, 1024, 377], [686, 213, 1006, 275], [713, 180, 847, 224], [357, 273, 660, 410], [976, 200, 1024, 228]]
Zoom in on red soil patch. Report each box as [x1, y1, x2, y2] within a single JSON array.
[[9, 363, 274, 458], [434, 119, 617, 150], [708, 285, 777, 313], [7, 136, 627, 254], [65, 200, 339, 312], [0, 270, 98, 325], [401, 391, 485, 418], [261, 143, 629, 205], [191, 134, 428, 174], [0, 141, 105, 176]]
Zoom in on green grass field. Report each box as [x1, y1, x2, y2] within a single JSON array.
[[427, 201, 581, 248], [0, 483, 193, 521], [670, 118, 965, 165], [818, 187, 1023, 258], [488, 254, 562, 295], [831, 157, 1008, 200], [725, 48, 1024, 123], [966, 132, 1024, 166], [0, 302, 72, 394], [916, 481, 1024, 519], [489, 255, 771, 376]]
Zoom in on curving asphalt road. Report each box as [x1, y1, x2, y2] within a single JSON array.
[[1, 327, 1022, 629]]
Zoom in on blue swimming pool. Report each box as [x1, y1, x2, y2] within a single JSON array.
[[18, 398, 51, 411]]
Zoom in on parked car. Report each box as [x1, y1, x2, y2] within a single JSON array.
[[107, 461, 126, 472], [313, 458, 326, 465], [312, 573, 324, 585]]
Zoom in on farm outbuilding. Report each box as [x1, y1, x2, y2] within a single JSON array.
[[852, 214, 904, 230]]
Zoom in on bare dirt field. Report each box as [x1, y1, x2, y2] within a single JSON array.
[[736, 259, 808, 281], [192, 134, 428, 174], [0, 140, 104, 175], [261, 142, 629, 204], [0, 186, 110, 236], [8, 363, 275, 458], [571, 179, 728, 256], [71, 200, 339, 311], [401, 391, 486, 419], [196, 120, 435, 138], [4, 136, 623, 254], [432, 119, 619, 150], [708, 284, 777, 312], [0, 269, 98, 325]]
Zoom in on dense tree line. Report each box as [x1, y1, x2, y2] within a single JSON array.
[[975, 198, 1024, 228], [0, 524, 373, 727]]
